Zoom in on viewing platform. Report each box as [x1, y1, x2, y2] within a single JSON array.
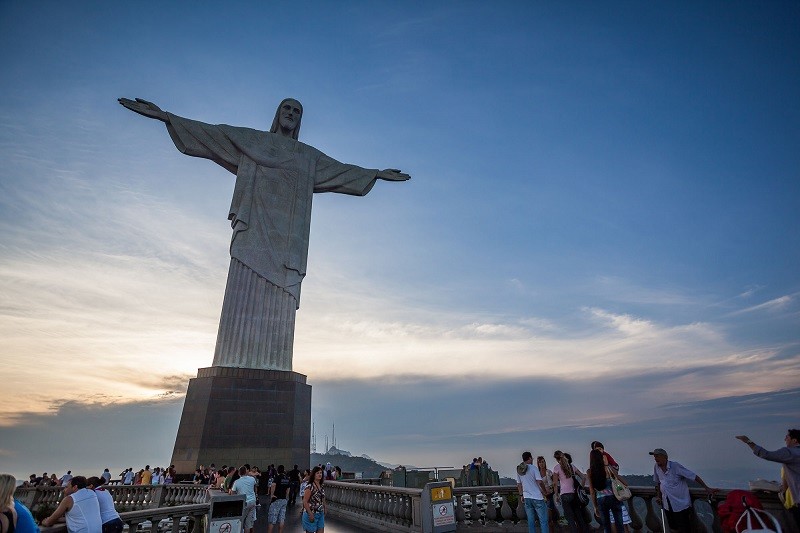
[[15, 480, 798, 533]]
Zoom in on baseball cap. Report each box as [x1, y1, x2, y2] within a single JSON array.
[[648, 448, 668, 456]]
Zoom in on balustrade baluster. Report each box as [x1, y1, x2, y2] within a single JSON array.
[[500, 495, 514, 522], [644, 495, 663, 533], [627, 498, 644, 531], [161, 485, 170, 506], [516, 494, 526, 523], [369, 490, 379, 515], [372, 489, 380, 516], [467, 494, 477, 523], [381, 490, 391, 517], [485, 493, 498, 523], [455, 497, 466, 524], [342, 486, 352, 509]]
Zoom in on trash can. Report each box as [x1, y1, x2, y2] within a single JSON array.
[[207, 493, 246, 533]]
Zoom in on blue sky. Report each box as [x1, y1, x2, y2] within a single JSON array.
[[1, 1, 798, 485]]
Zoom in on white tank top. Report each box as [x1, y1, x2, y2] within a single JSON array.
[[94, 488, 120, 524], [66, 488, 103, 533]]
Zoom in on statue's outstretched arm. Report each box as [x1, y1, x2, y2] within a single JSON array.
[[118, 97, 168, 123], [376, 169, 411, 181]]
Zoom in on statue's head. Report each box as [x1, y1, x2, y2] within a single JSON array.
[[270, 98, 303, 139]]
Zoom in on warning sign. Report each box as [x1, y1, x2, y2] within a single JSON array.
[[432, 502, 455, 526], [218, 523, 232, 533]]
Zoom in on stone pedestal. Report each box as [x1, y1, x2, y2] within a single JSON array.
[[170, 367, 311, 474]]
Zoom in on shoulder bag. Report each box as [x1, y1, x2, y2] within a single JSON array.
[[607, 467, 631, 501]]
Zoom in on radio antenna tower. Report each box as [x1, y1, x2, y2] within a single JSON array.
[[311, 421, 316, 453]]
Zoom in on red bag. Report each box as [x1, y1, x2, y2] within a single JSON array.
[[718, 490, 763, 533]]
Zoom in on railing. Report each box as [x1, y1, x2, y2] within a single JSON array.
[[324, 480, 422, 532], [14, 484, 209, 514], [325, 482, 799, 533]]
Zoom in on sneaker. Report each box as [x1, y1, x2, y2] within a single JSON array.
[[558, 517, 569, 526]]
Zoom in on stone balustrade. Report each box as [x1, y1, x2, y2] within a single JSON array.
[[36, 504, 208, 533], [325, 481, 798, 533], [14, 484, 210, 517], [15, 484, 211, 533], [323, 479, 422, 532]]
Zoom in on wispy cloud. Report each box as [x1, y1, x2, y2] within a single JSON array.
[[728, 295, 793, 316]]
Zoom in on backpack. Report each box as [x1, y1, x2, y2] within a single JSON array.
[[718, 490, 763, 533]]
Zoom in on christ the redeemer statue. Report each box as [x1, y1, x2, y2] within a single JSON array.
[[119, 97, 410, 371]]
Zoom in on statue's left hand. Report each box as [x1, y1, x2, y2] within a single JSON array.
[[377, 169, 411, 181]]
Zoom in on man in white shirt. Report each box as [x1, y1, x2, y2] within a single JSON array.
[[516, 451, 549, 533], [651, 448, 717, 533], [42, 475, 103, 532], [231, 466, 257, 533]]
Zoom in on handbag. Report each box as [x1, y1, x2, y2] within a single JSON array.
[[571, 467, 590, 507], [608, 468, 631, 501], [574, 479, 590, 507]]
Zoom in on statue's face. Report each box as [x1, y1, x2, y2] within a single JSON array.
[[278, 99, 302, 133]]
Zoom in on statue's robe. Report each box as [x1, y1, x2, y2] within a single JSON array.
[[166, 114, 379, 370]]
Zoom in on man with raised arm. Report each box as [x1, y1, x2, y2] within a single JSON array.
[[118, 97, 409, 372], [736, 430, 800, 528]]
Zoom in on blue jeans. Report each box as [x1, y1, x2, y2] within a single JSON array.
[[524, 498, 549, 533], [597, 496, 623, 533], [561, 493, 591, 533]]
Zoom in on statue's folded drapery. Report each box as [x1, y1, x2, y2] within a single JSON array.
[[165, 114, 379, 370]]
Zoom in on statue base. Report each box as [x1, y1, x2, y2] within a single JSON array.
[[170, 366, 311, 475]]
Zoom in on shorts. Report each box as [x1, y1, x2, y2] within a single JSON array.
[[301, 510, 325, 532], [243, 503, 256, 529], [607, 500, 632, 524], [268, 498, 288, 524]]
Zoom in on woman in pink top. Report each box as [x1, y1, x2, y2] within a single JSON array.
[[553, 451, 591, 533]]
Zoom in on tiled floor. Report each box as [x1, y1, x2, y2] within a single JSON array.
[[252, 501, 373, 533]]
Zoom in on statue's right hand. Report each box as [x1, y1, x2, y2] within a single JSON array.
[[118, 97, 168, 122]]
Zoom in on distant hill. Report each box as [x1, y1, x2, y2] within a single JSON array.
[[310, 452, 390, 478], [620, 474, 655, 487]]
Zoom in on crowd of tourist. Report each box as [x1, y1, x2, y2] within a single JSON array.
[[517, 440, 723, 533], [196, 461, 340, 533], [8, 460, 342, 533], [515, 430, 800, 533], [4, 428, 797, 533]]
